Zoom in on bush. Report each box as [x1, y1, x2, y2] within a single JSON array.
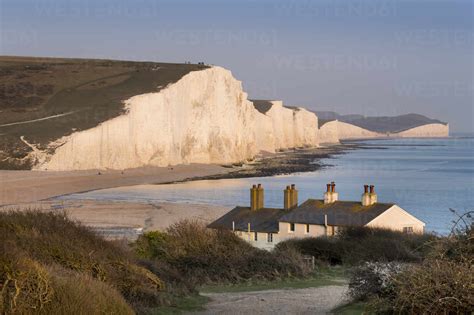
[[0, 210, 164, 313], [348, 262, 406, 301], [277, 226, 435, 265], [134, 220, 311, 285], [368, 225, 474, 314]]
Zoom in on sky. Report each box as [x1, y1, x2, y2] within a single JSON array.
[[1, 0, 473, 132]]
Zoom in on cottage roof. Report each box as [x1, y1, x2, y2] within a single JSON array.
[[207, 206, 287, 233], [279, 199, 394, 227]]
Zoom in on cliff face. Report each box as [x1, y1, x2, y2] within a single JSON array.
[[40, 67, 262, 170], [258, 101, 318, 150], [335, 121, 382, 139], [318, 120, 381, 143], [391, 123, 449, 138], [318, 121, 340, 144], [37, 68, 319, 171]]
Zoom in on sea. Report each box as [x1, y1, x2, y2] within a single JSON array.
[[59, 136, 474, 235]]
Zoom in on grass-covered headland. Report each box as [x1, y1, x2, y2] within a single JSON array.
[[1, 210, 472, 314]]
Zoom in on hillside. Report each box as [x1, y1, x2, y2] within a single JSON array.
[[316, 111, 447, 133], [0, 56, 208, 169]]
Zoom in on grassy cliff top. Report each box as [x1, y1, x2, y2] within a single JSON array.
[[0, 56, 208, 169]]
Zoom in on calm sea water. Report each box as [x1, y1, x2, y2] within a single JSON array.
[[60, 137, 474, 235]]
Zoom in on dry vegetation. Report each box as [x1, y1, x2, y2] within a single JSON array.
[[0, 211, 164, 314], [344, 212, 474, 314], [135, 220, 311, 285], [0, 211, 310, 314], [2, 210, 471, 314], [277, 226, 435, 265]]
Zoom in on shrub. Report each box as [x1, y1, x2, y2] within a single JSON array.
[[348, 262, 406, 301], [277, 226, 435, 265], [0, 253, 133, 315], [366, 223, 474, 314], [134, 220, 311, 285], [0, 210, 165, 313], [383, 259, 474, 314]]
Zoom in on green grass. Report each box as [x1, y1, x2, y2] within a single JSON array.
[[200, 266, 348, 293], [148, 295, 210, 315], [331, 302, 367, 315]]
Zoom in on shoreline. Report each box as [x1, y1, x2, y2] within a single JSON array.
[[159, 142, 364, 184], [0, 142, 372, 238], [0, 142, 360, 206]]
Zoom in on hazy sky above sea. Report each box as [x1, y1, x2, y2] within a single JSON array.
[[1, 0, 473, 132]]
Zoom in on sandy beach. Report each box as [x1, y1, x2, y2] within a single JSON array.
[[0, 163, 229, 206], [0, 146, 348, 237], [0, 164, 232, 237]]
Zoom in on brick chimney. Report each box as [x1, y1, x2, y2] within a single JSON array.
[[362, 184, 377, 206], [250, 184, 264, 210], [290, 184, 298, 208], [324, 181, 338, 204], [257, 183, 264, 209], [284, 185, 291, 210], [284, 184, 298, 210], [361, 184, 371, 206], [369, 185, 377, 205], [250, 184, 258, 210]]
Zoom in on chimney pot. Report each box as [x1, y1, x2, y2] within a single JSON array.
[[291, 184, 295, 189], [326, 184, 331, 192], [370, 185, 374, 194], [364, 185, 369, 193], [331, 182, 336, 192]]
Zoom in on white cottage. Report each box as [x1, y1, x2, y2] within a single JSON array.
[[208, 183, 425, 249]]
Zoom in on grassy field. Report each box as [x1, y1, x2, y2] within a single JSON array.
[[0, 56, 208, 169]]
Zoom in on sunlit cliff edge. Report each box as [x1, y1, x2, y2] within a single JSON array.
[[0, 57, 449, 171]]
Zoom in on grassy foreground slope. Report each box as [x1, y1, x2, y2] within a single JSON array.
[[0, 211, 165, 314], [0, 56, 208, 169]]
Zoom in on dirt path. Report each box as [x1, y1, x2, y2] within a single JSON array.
[[192, 285, 348, 315], [0, 111, 75, 127]]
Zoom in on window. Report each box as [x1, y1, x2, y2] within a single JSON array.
[[403, 227, 414, 234], [254, 232, 258, 241], [289, 223, 295, 232], [267, 233, 273, 243], [305, 224, 310, 233]]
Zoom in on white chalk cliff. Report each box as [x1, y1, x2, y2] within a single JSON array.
[[318, 120, 449, 144], [254, 101, 318, 150], [318, 120, 381, 143], [38, 67, 319, 171], [32, 65, 448, 171], [390, 123, 449, 138]]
